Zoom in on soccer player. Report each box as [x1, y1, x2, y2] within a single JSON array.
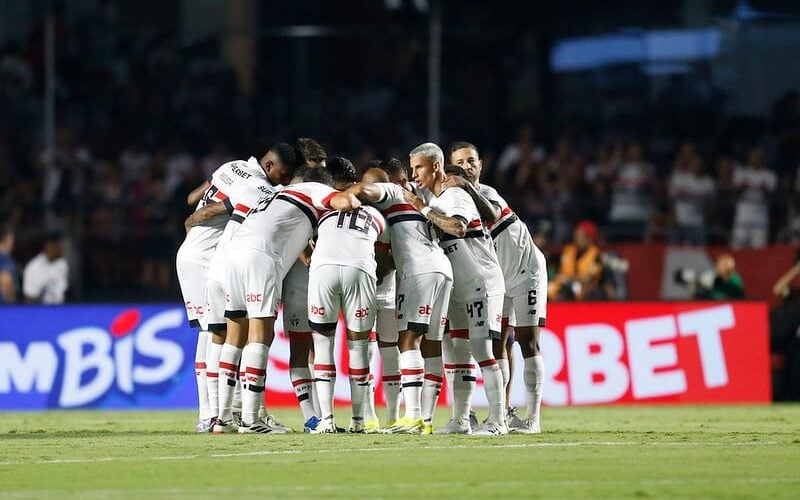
[[282, 137, 328, 432], [177, 148, 292, 432], [333, 155, 453, 435], [362, 163, 402, 427], [449, 141, 547, 433], [183, 147, 296, 434], [402, 143, 507, 435], [307, 157, 387, 434], [222, 166, 356, 433]]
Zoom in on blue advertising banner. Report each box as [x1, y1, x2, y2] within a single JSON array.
[[0, 305, 197, 410]]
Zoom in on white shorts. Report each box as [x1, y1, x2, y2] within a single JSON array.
[[176, 254, 208, 329], [374, 308, 399, 343], [282, 260, 310, 334], [449, 292, 504, 340], [308, 264, 376, 332], [396, 272, 452, 341], [224, 247, 281, 319], [205, 277, 227, 333], [503, 267, 548, 328]]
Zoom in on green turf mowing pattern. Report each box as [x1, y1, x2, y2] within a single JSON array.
[[1, 405, 798, 498]]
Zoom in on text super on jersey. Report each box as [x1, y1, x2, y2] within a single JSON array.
[[180, 157, 266, 266]]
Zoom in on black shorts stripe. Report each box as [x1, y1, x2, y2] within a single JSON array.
[[488, 329, 501, 341], [224, 310, 247, 319], [406, 321, 429, 334], [189, 319, 201, 329], [208, 323, 227, 333], [387, 213, 427, 226], [276, 195, 318, 228], [309, 320, 338, 332], [490, 214, 518, 239], [538, 317, 547, 327]]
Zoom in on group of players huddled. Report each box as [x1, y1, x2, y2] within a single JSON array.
[[176, 138, 547, 436]]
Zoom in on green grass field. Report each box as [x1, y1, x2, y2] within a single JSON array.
[[1, 405, 799, 499]]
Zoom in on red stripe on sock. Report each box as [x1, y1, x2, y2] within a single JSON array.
[[245, 366, 266, 376], [219, 361, 238, 371], [450, 329, 469, 339], [349, 367, 370, 375], [478, 359, 498, 368], [401, 368, 424, 375], [444, 363, 475, 369], [424, 374, 444, 382], [206, 372, 219, 378], [314, 364, 336, 371], [291, 378, 313, 387], [382, 374, 401, 381], [195, 362, 206, 369]]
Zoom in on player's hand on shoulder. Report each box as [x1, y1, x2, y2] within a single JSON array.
[[402, 188, 424, 212]]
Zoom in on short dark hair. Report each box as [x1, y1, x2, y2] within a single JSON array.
[[270, 142, 304, 176], [444, 164, 469, 179], [294, 137, 327, 163], [380, 157, 408, 179], [365, 159, 383, 170], [326, 156, 357, 186], [295, 166, 334, 187], [450, 141, 479, 157]]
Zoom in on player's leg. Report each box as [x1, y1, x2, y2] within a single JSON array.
[[308, 265, 342, 433], [205, 278, 228, 426], [437, 301, 474, 434], [420, 274, 451, 434], [363, 333, 380, 430], [376, 310, 401, 426], [470, 292, 507, 436], [494, 297, 514, 418]]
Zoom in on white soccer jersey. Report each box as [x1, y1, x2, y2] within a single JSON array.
[[178, 157, 265, 266], [310, 205, 387, 276], [429, 187, 504, 300], [207, 173, 281, 284], [373, 182, 452, 280], [478, 183, 542, 293], [230, 182, 337, 273]]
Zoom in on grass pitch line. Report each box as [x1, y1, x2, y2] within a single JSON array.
[[0, 440, 779, 467]]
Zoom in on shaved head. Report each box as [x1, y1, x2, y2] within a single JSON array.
[[361, 167, 389, 183]]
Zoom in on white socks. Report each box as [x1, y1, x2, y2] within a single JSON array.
[[195, 331, 212, 420], [290, 367, 317, 421], [348, 339, 370, 421], [379, 346, 401, 423], [240, 342, 269, 426], [217, 343, 242, 422], [524, 355, 545, 423], [421, 356, 443, 424], [497, 358, 510, 394], [471, 338, 505, 424], [206, 340, 222, 420], [312, 333, 336, 421], [399, 349, 424, 420], [447, 337, 475, 421]]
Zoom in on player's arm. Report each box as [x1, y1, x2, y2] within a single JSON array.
[[184, 201, 228, 232], [375, 243, 394, 285], [443, 175, 501, 223], [330, 182, 383, 211], [0, 270, 16, 303], [402, 189, 466, 238], [298, 241, 314, 267], [187, 180, 210, 206]]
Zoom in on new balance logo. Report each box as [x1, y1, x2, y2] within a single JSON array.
[[476, 321, 485, 327]]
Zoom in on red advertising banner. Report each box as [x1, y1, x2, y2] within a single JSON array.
[[538, 302, 770, 405]]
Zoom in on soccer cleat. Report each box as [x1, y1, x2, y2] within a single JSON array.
[[238, 418, 274, 434], [348, 418, 365, 434], [383, 416, 424, 434], [506, 406, 524, 431], [196, 418, 213, 433], [303, 416, 321, 433], [473, 420, 509, 436], [434, 418, 472, 435], [511, 417, 541, 434], [264, 413, 295, 434], [469, 410, 479, 432], [310, 417, 338, 434], [212, 418, 238, 434], [422, 422, 434, 435], [364, 419, 381, 434]]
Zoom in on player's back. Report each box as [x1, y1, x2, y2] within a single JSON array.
[[311, 205, 386, 276], [232, 181, 337, 274], [372, 182, 451, 280]]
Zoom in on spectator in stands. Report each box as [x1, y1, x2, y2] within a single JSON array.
[[694, 254, 746, 300], [668, 153, 716, 245], [0, 223, 16, 304], [732, 146, 777, 249], [548, 220, 615, 301], [606, 140, 655, 242], [496, 124, 546, 189], [22, 231, 69, 304]]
